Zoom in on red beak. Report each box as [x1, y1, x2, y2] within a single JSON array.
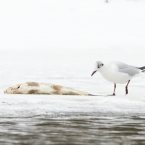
[[91, 71, 97, 76]]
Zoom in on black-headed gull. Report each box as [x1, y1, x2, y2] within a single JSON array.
[[91, 61, 145, 95]]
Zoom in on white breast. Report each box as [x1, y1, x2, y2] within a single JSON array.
[[98, 64, 131, 84]]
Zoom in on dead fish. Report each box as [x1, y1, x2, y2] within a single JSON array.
[[4, 82, 93, 96]]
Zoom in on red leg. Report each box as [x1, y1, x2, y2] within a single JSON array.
[[125, 80, 130, 95], [112, 83, 116, 96], [107, 83, 116, 96]]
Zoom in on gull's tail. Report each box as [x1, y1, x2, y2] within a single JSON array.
[[138, 66, 145, 72]]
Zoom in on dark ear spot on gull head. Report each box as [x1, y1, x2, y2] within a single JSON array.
[[97, 61, 104, 68]]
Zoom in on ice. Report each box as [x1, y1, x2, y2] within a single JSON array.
[[0, 95, 145, 117], [0, 0, 145, 117]]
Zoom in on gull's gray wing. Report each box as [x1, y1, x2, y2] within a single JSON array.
[[114, 61, 140, 77]]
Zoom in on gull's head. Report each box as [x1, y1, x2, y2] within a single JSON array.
[[91, 61, 104, 76]]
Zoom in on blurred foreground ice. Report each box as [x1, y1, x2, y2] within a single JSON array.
[[0, 94, 145, 118]]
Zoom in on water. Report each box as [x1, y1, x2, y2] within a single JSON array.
[[0, 116, 145, 145]]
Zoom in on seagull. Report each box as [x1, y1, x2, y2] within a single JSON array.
[[91, 61, 145, 95]]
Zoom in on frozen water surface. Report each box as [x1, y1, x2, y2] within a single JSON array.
[[1, 49, 145, 118], [0, 0, 145, 144]]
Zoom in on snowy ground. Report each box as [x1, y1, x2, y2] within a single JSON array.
[[0, 0, 145, 117], [1, 48, 145, 117]]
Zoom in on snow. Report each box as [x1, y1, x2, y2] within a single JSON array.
[[0, 95, 145, 117], [0, 0, 145, 117]]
